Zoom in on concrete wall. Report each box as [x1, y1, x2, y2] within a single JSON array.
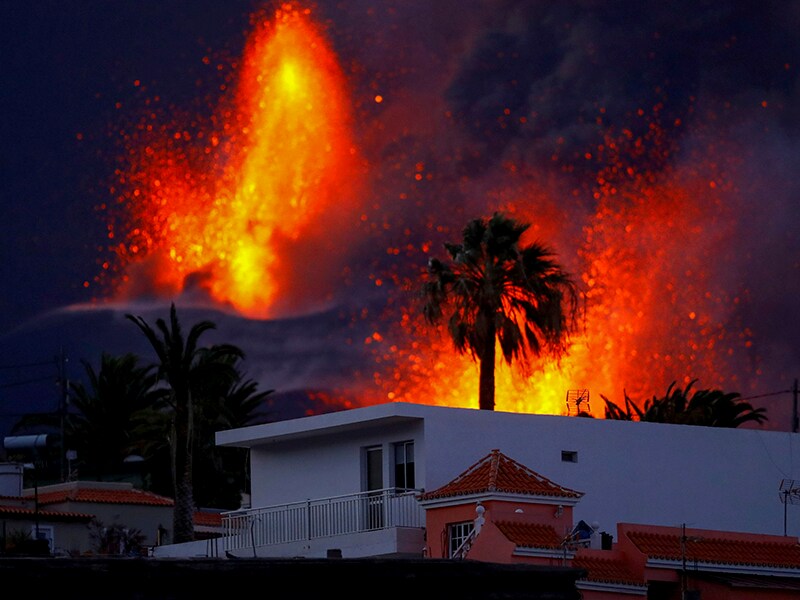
[[0, 556, 585, 600], [47, 501, 173, 547], [248, 419, 424, 507], [152, 526, 425, 560], [1, 516, 90, 556], [418, 407, 800, 539], [223, 403, 800, 540]]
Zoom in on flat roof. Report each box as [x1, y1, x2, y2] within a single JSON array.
[[215, 399, 793, 448], [215, 401, 435, 447]]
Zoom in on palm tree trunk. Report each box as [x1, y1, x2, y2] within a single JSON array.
[[478, 318, 496, 411], [172, 390, 195, 544]]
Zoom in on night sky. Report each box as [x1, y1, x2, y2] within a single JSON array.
[[2, 1, 799, 435]]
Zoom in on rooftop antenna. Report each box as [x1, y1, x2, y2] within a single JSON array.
[[565, 389, 590, 416], [779, 479, 800, 536]]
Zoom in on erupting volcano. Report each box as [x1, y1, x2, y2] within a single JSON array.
[[366, 113, 758, 416], [92, 1, 794, 422], [104, 4, 363, 319]]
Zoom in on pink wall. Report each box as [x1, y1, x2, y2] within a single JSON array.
[[424, 497, 574, 560], [423, 497, 800, 600]]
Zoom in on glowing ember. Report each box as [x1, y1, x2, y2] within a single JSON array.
[[366, 112, 755, 416], [106, 4, 359, 318], [100, 4, 764, 420]]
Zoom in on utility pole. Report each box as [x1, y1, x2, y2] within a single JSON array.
[[57, 346, 68, 482], [793, 378, 798, 434], [680, 523, 687, 600]]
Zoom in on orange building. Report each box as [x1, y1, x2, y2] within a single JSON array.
[[419, 449, 800, 599]]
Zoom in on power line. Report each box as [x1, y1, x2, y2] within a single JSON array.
[[739, 389, 792, 401], [0, 359, 55, 370], [0, 376, 56, 389]]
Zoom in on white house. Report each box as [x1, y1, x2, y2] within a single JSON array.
[[153, 401, 800, 558]]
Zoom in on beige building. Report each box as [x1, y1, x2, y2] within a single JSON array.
[[0, 464, 222, 556]]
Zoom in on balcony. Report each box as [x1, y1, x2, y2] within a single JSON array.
[[222, 488, 426, 558]]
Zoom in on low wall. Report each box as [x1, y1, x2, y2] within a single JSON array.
[[0, 556, 585, 599]]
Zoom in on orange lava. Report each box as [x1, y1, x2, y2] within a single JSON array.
[[106, 4, 360, 318], [366, 115, 754, 417], [101, 6, 758, 419]]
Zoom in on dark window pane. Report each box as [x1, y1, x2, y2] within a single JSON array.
[[366, 446, 382, 491]]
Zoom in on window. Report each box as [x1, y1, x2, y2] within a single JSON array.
[[30, 525, 53, 554], [394, 441, 415, 489], [364, 446, 384, 529], [561, 450, 578, 463], [364, 445, 383, 492], [448, 521, 474, 558]]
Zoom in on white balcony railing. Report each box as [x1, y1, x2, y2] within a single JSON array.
[[222, 488, 424, 552]]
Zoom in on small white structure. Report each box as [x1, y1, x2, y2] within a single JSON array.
[[0, 462, 24, 497]]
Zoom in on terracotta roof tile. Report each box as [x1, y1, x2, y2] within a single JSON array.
[[0, 503, 93, 522], [36, 487, 173, 507], [419, 449, 583, 501], [627, 531, 800, 569], [495, 521, 563, 549], [572, 555, 646, 586], [194, 511, 223, 527]]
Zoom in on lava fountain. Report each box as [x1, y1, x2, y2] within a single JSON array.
[[366, 110, 758, 417], [103, 4, 362, 319], [98, 3, 767, 421]]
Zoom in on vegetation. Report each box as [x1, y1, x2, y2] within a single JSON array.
[[602, 379, 768, 427], [9, 352, 163, 481], [88, 519, 146, 556], [66, 353, 163, 479], [10, 302, 274, 545], [126, 302, 248, 543], [421, 212, 578, 410], [131, 352, 273, 509], [2, 528, 49, 556]]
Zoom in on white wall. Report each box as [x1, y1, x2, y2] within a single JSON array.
[[248, 419, 424, 508], [224, 403, 800, 540], [0, 462, 23, 496], [419, 406, 800, 539]]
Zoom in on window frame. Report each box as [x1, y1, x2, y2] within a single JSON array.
[[561, 450, 578, 463], [363, 445, 384, 492], [393, 440, 415, 490], [448, 520, 475, 558]]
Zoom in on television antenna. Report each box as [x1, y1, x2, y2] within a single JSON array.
[[565, 389, 590, 416], [779, 479, 800, 536]]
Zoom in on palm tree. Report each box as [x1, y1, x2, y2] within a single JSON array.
[[192, 355, 274, 508], [66, 353, 163, 479], [421, 212, 578, 410], [128, 354, 273, 508], [126, 303, 243, 543], [11, 352, 161, 481], [602, 379, 768, 427]]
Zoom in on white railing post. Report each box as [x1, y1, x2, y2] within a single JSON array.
[[306, 499, 311, 540]]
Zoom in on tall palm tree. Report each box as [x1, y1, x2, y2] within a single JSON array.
[[128, 354, 273, 508], [126, 303, 243, 543], [421, 212, 578, 410], [191, 354, 274, 508]]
